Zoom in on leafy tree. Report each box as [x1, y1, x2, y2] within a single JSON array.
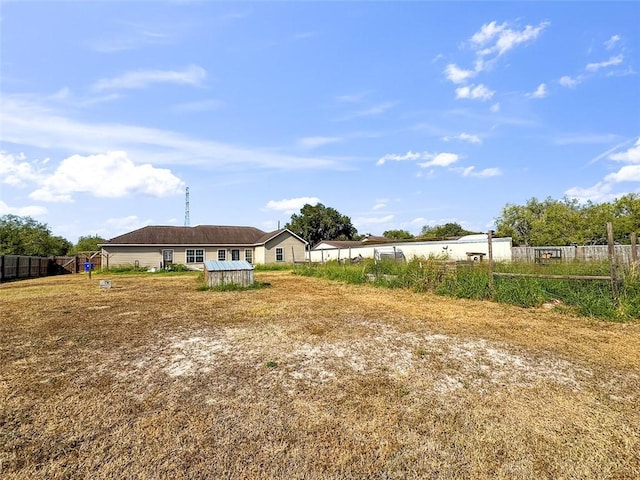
[[420, 222, 477, 239], [0, 214, 71, 256], [286, 203, 358, 247], [72, 234, 107, 253], [495, 195, 640, 246], [382, 229, 414, 240]]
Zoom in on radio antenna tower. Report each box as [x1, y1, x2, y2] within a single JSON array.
[[184, 187, 190, 227]]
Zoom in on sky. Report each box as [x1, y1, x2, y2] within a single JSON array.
[[1, 1, 639, 243]]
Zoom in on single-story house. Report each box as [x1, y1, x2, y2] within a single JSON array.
[[99, 225, 307, 269], [309, 234, 513, 262]]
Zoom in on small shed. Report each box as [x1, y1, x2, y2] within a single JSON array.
[[204, 260, 254, 288]]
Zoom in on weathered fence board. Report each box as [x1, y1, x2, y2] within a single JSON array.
[[511, 245, 638, 265]]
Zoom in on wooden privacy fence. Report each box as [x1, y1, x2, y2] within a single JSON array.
[[0, 252, 102, 283]]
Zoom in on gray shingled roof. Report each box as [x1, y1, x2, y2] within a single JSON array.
[[104, 225, 278, 245]]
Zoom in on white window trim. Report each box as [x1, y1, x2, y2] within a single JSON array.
[[186, 248, 205, 263], [217, 249, 226, 261], [245, 249, 253, 264], [275, 247, 284, 262]]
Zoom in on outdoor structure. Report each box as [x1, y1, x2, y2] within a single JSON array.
[[99, 225, 307, 269], [204, 260, 254, 288], [309, 234, 513, 263]]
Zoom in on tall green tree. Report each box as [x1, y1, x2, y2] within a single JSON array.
[[0, 214, 71, 256], [420, 222, 477, 239], [382, 229, 414, 240], [72, 234, 107, 253], [286, 203, 357, 246]]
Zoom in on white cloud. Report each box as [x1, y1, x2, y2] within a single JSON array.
[[455, 84, 495, 101], [559, 75, 580, 88], [93, 65, 206, 91], [565, 182, 615, 203], [458, 166, 502, 178], [609, 138, 640, 163], [605, 165, 640, 183], [471, 21, 549, 57], [297, 136, 342, 149], [604, 34, 621, 50], [490, 103, 500, 113], [265, 197, 320, 213], [586, 54, 624, 72], [566, 137, 640, 202], [376, 151, 423, 166], [0, 200, 47, 217], [528, 83, 548, 99], [0, 151, 42, 186], [377, 151, 459, 168], [443, 133, 482, 144], [28, 151, 185, 203], [419, 152, 460, 168], [444, 64, 476, 84]]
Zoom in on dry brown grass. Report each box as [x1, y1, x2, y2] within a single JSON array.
[[1, 271, 639, 479]]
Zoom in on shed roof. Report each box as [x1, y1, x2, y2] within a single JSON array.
[[204, 260, 254, 271]]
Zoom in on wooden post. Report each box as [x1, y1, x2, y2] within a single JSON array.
[[607, 222, 619, 300], [631, 232, 638, 264], [291, 246, 295, 264], [487, 230, 494, 293]]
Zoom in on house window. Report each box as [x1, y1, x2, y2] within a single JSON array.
[[218, 249, 226, 261], [162, 249, 174, 263], [186, 249, 204, 263], [245, 249, 253, 264], [276, 247, 284, 262], [231, 249, 240, 261]]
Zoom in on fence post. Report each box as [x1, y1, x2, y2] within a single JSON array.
[[487, 230, 494, 293], [631, 232, 638, 264], [607, 222, 619, 299]]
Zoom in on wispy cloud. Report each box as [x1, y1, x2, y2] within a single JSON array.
[[418, 153, 459, 168], [93, 65, 206, 91], [265, 197, 320, 213], [341, 101, 398, 120], [455, 84, 495, 101], [444, 20, 549, 87], [470, 20, 549, 58], [604, 34, 621, 50], [586, 54, 624, 72], [456, 166, 502, 178], [91, 27, 172, 53], [566, 137, 640, 202], [527, 83, 548, 99], [559, 75, 580, 88], [297, 136, 342, 149], [0, 200, 47, 217], [443, 132, 482, 144], [1, 95, 342, 172]]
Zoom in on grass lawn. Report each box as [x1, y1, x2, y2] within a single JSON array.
[[1, 271, 639, 479]]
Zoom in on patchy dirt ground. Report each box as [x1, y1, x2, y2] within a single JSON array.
[[1, 271, 639, 479]]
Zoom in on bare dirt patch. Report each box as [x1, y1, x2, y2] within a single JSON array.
[[1, 271, 639, 479]]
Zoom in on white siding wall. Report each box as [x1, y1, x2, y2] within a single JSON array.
[[308, 238, 513, 263]]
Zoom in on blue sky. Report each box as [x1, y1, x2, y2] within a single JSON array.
[[1, 1, 639, 243]]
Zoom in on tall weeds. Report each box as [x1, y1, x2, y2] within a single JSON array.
[[294, 258, 639, 321]]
